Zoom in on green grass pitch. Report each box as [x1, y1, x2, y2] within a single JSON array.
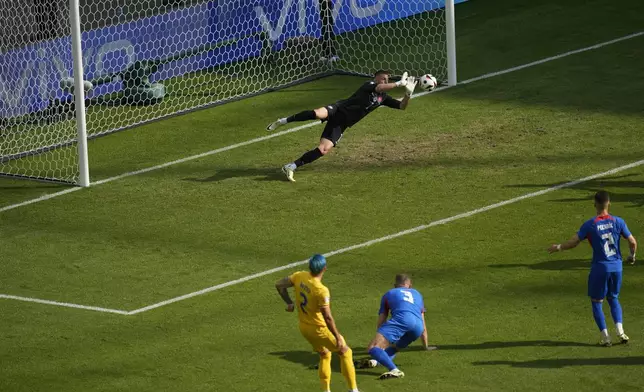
[[1, 0, 644, 391]]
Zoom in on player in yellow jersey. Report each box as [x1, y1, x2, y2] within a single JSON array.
[[275, 254, 360, 392]]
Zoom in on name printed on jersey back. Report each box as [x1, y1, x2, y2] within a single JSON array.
[[597, 223, 613, 231]]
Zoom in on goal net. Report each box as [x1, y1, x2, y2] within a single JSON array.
[[0, 0, 81, 183], [0, 0, 456, 185]]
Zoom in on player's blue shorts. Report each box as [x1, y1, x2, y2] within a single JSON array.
[[377, 315, 424, 349], [588, 268, 622, 299]]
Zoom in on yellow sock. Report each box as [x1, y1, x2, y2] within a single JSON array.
[[318, 351, 332, 391], [339, 348, 358, 391]]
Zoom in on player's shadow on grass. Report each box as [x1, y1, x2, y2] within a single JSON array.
[[551, 192, 644, 207], [268, 351, 376, 376], [507, 174, 642, 188], [506, 174, 644, 207], [270, 341, 596, 374], [424, 341, 597, 350], [269, 350, 318, 369], [489, 258, 589, 271], [183, 167, 284, 182], [473, 356, 644, 369], [349, 341, 596, 355]]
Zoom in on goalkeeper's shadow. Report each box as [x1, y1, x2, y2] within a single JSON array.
[[183, 167, 285, 183]]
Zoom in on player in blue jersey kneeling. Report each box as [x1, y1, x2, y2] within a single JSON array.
[[357, 274, 435, 380]]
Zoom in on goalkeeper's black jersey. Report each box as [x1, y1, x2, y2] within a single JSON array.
[[335, 81, 401, 127]]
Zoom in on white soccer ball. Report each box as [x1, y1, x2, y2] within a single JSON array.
[[419, 74, 438, 91]]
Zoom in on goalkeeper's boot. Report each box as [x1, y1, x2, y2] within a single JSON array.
[[618, 333, 630, 344], [282, 163, 296, 182], [378, 368, 404, 380], [266, 118, 287, 131], [355, 358, 378, 369], [599, 336, 612, 347]]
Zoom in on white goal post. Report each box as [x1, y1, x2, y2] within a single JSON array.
[[0, 0, 458, 186], [70, 0, 90, 187]]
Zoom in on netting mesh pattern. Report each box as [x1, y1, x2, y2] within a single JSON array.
[[0, 0, 79, 183], [0, 0, 448, 184]]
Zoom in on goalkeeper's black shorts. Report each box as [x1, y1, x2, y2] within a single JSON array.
[[320, 103, 348, 146], [320, 120, 347, 146]]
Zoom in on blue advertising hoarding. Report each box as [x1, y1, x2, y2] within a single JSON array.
[[0, 0, 466, 118]]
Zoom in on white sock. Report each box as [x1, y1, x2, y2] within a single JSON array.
[[600, 329, 610, 339], [616, 322, 624, 335], [279, 117, 288, 125], [287, 162, 297, 170]]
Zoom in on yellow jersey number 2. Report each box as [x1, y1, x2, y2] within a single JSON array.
[[299, 292, 308, 314]]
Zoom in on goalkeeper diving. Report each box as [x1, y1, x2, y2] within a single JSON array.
[[266, 70, 418, 182]]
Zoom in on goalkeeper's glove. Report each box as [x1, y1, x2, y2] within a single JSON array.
[[405, 76, 417, 97], [627, 254, 636, 265], [395, 72, 409, 87]]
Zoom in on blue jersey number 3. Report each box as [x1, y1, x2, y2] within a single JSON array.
[[401, 290, 414, 304]]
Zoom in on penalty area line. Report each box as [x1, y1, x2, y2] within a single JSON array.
[[1, 32, 643, 314], [0, 31, 642, 214], [127, 158, 644, 314], [3, 158, 644, 315], [0, 294, 129, 315]]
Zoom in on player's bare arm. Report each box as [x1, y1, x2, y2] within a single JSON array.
[[626, 234, 637, 264], [375, 73, 418, 102], [383, 79, 416, 111], [399, 94, 411, 110], [374, 71, 406, 93], [420, 312, 437, 350], [275, 277, 295, 311], [320, 305, 347, 352], [374, 82, 401, 93], [548, 234, 582, 253], [421, 312, 429, 347]]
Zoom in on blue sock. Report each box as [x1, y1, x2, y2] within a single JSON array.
[[369, 347, 396, 371], [385, 346, 398, 361], [591, 301, 607, 331], [607, 297, 623, 324]]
